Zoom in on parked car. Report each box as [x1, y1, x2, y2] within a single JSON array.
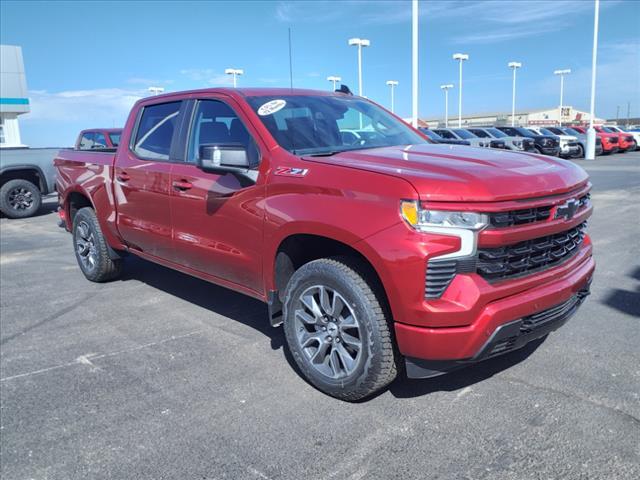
[[528, 127, 580, 159], [418, 127, 470, 145], [594, 126, 634, 152], [466, 127, 536, 152], [571, 126, 619, 154], [0, 148, 58, 218], [76, 128, 123, 151], [604, 125, 639, 151], [54, 87, 594, 400], [546, 127, 603, 157], [495, 126, 561, 156], [432, 128, 506, 149]]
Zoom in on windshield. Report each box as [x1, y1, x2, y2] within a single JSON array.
[[419, 128, 442, 140], [246, 95, 426, 155], [108, 132, 121, 146], [452, 129, 476, 139], [485, 128, 507, 138], [539, 128, 557, 136], [563, 128, 580, 135], [469, 129, 490, 138]]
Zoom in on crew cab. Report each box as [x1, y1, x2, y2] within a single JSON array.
[[465, 127, 536, 152], [55, 88, 594, 400], [571, 126, 619, 154], [528, 127, 580, 159], [496, 126, 561, 156], [76, 128, 123, 151]]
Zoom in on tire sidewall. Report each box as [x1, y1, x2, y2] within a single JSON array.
[[0, 179, 42, 219], [72, 208, 113, 281], [283, 261, 383, 395]]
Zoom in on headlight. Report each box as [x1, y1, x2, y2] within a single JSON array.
[[400, 201, 488, 259], [513, 140, 523, 147]]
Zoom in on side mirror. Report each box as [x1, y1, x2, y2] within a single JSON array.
[[196, 143, 259, 183], [198, 144, 250, 170]]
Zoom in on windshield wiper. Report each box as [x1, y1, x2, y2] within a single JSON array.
[[304, 150, 344, 157]]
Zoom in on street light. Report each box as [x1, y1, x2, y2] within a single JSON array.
[[386, 80, 398, 113], [440, 84, 454, 127], [554, 68, 571, 126], [224, 68, 244, 88], [348, 37, 370, 96], [508, 62, 522, 126], [586, 0, 600, 160], [148, 86, 165, 96], [327, 76, 342, 91], [452, 53, 469, 127]]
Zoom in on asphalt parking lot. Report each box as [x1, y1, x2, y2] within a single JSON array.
[[1, 152, 639, 480]]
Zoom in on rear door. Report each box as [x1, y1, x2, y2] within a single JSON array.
[[169, 97, 266, 293], [114, 100, 184, 260]]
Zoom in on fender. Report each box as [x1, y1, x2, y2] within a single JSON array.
[[0, 164, 50, 193]]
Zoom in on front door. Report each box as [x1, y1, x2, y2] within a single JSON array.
[[170, 98, 266, 293], [114, 100, 182, 260]]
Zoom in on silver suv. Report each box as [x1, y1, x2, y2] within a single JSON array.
[[432, 128, 506, 149]]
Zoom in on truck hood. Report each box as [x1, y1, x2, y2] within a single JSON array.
[[307, 144, 589, 202]]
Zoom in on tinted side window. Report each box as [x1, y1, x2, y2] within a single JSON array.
[[78, 132, 95, 150], [133, 101, 181, 160], [435, 130, 455, 139], [108, 133, 121, 146], [188, 99, 259, 166]]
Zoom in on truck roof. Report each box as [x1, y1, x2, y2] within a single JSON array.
[[143, 87, 340, 102]]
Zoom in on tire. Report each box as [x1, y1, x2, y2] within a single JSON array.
[[0, 179, 42, 219], [575, 144, 585, 159], [283, 257, 398, 401], [535, 147, 543, 155], [72, 207, 122, 282]]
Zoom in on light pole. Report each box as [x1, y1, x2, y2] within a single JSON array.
[[440, 84, 453, 127], [348, 38, 370, 96], [554, 68, 571, 126], [148, 86, 164, 96], [224, 68, 244, 88], [327, 76, 341, 91], [586, 0, 600, 160], [508, 62, 522, 126], [412, 0, 418, 128], [386, 80, 399, 113], [453, 53, 469, 127]]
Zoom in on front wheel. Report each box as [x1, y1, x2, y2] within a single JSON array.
[[0, 179, 42, 219], [283, 257, 398, 401], [72, 207, 122, 282]]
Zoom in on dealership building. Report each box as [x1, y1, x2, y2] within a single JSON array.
[[423, 106, 605, 129], [0, 45, 29, 148]]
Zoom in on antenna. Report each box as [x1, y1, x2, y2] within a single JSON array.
[[288, 27, 294, 89]]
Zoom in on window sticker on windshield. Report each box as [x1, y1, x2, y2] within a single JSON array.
[[258, 99, 287, 116]]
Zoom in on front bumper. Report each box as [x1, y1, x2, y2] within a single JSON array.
[[538, 146, 560, 156], [400, 253, 594, 378]]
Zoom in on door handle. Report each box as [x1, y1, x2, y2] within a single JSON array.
[[172, 180, 193, 191], [117, 172, 131, 182]]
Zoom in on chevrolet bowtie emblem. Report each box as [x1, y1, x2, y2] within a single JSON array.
[[555, 198, 579, 220]]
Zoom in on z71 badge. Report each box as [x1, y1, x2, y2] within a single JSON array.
[[274, 167, 309, 177]]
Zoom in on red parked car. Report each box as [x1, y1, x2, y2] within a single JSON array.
[[76, 128, 123, 150], [54, 88, 594, 400], [594, 126, 635, 152], [571, 126, 619, 154]]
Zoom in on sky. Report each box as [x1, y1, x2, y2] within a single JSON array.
[[1, 0, 639, 147]]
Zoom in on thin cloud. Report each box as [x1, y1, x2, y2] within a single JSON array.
[[180, 68, 234, 86], [127, 77, 173, 86]]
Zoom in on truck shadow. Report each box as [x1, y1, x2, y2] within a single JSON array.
[[117, 255, 547, 400], [118, 255, 286, 352], [388, 337, 546, 399]]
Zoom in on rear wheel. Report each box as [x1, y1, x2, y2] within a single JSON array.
[[72, 207, 122, 282], [283, 257, 398, 401], [0, 179, 42, 219]]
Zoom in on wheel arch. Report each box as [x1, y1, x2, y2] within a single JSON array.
[[0, 165, 48, 192]]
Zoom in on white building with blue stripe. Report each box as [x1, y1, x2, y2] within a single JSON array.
[[1, 45, 30, 148]]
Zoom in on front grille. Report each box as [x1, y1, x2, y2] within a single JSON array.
[[489, 193, 590, 228], [610, 137, 618, 144], [477, 222, 587, 282], [490, 140, 506, 149], [596, 138, 602, 145], [625, 135, 634, 143]]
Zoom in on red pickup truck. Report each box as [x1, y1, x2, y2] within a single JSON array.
[[55, 88, 594, 400]]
